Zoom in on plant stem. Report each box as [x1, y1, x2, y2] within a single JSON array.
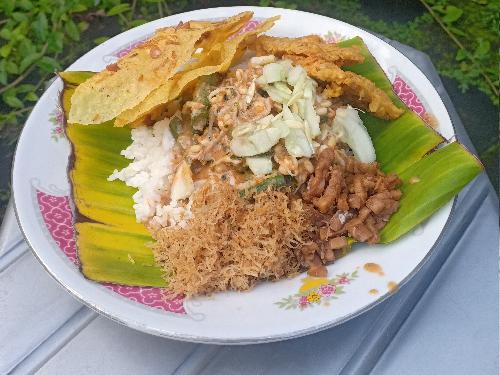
[[0, 65, 36, 95], [130, 0, 137, 20], [163, 0, 171, 16], [33, 73, 50, 92], [0, 43, 48, 95], [10, 106, 34, 116], [419, 0, 499, 97], [158, 2, 164, 18]]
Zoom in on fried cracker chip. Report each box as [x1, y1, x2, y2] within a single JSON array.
[[68, 12, 253, 125], [114, 16, 279, 127]]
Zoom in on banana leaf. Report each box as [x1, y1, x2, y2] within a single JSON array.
[[76, 222, 165, 287], [60, 37, 481, 287], [338, 37, 445, 174], [61, 71, 166, 287], [380, 142, 482, 242], [337, 37, 482, 241]]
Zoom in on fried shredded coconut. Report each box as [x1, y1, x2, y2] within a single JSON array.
[[151, 179, 307, 296]]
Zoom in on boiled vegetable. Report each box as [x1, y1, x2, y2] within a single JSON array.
[[168, 116, 183, 139], [246, 155, 273, 176], [332, 106, 376, 163], [239, 174, 294, 197]]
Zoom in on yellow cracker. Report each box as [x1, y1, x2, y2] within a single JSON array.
[[114, 16, 279, 127], [68, 12, 253, 125]]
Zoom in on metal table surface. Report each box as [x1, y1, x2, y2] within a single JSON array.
[[1, 39, 498, 375]]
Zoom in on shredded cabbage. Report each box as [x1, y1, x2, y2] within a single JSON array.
[[285, 128, 314, 158], [232, 58, 329, 174], [246, 155, 273, 175], [263, 62, 287, 83], [332, 106, 376, 163]]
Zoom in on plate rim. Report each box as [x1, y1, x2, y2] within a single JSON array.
[[12, 5, 458, 344]]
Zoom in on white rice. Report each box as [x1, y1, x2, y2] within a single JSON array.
[[108, 118, 192, 227]]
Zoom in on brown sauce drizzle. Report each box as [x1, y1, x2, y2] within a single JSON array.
[[363, 262, 384, 276], [387, 281, 398, 293]]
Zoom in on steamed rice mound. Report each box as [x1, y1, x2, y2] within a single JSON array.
[[151, 179, 307, 296]]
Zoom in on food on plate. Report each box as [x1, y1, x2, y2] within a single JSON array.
[[113, 15, 279, 127], [68, 12, 254, 125], [283, 54, 404, 120], [254, 35, 365, 66], [61, 12, 483, 296]]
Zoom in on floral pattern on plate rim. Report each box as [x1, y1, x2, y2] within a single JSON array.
[[275, 270, 359, 310], [48, 106, 65, 141]]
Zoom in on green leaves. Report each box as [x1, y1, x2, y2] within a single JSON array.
[[47, 31, 64, 53], [65, 19, 81, 41], [33, 12, 49, 42], [0, 44, 12, 58], [2, 90, 23, 108], [19, 53, 41, 74], [2, 84, 38, 108], [441, 5, 463, 24], [37, 56, 61, 73], [474, 39, 490, 58], [107, 3, 131, 16], [93, 36, 110, 45]]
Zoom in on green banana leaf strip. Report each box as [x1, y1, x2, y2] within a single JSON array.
[[59, 71, 96, 86], [61, 71, 166, 287], [337, 37, 482, 241], [380, 143, 482, 242], [77, 222, 166, 287]]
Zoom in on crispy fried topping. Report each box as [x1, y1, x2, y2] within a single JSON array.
[[152, 179, 307, 296], [285, 54, 404, 120], [300, 146, 401, 275], [254, 35, 365, 66]]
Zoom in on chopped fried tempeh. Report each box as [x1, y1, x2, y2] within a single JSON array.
[[254, 35, 365, 66], [285, 54, 404, 120]]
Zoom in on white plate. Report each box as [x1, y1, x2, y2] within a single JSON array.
[[13, 6, 455, 344]]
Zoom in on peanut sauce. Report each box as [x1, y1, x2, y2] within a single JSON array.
[[363, 262, 384, 276]]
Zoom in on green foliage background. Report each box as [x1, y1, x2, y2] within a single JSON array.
[[0, 0, 498, 219]]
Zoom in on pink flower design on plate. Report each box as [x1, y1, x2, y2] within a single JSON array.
[[52, 224, 75, 241], [298, 295, 310, 308], [337, 277, 350, 285], [40, 194, 62, 206], [319, 284, 336, 296], [392, 76, 426, 116], [45, 207, 71, 224]]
